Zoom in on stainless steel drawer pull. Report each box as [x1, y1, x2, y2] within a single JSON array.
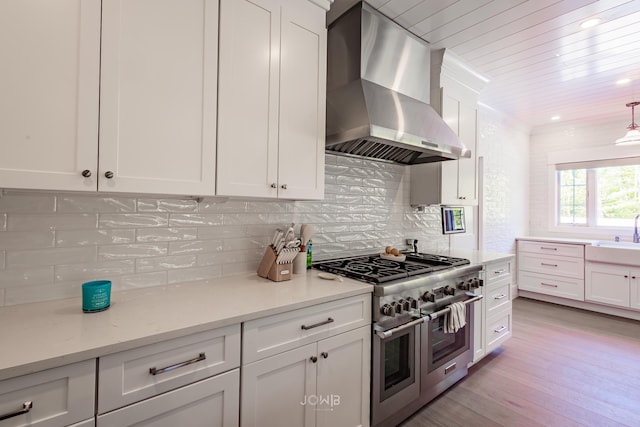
[[494, 269, 506, 274], [0, 401, 33, 421], [540, 263, 558, 267], [301, 317, 334, 330], [494, 294, 507, 300], [149, 352, 206, 375], [541, 282, 558, 288], [444, 362, 457, 374], [494, 326, 507, 333], [540, 246, 558, 250]]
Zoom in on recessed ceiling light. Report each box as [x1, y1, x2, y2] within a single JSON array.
[[551, 115, 561, 121], [617, 78, 631, 85], [580, 18, 601, 29]]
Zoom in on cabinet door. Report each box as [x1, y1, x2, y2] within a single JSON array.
[[217, 0, 280, 198], [585, 263, 630, 307], [630, 271, 640, 310], [277, 1, 326, 200], [99, 0, 218, 195], [97, 369, 239, 427], [0, 0, 100, 191], [241, 343, 317, 427], [316, 327, 370, 427]]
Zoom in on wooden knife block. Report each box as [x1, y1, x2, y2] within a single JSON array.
[[257, 246, 292, 282]]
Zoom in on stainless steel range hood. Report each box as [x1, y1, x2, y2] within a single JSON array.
[[326, 2, 470, 164]]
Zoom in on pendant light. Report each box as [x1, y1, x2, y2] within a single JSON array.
[[615, 101, 640, 145]]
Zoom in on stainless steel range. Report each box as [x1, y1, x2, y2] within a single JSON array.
[[314, 252, 483, 427]]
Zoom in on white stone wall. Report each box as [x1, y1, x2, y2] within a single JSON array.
[[0, 154, 448, 306]]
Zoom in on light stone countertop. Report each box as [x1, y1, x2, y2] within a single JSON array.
[[435, 249, 515, 265], [515, 236, 597, 245], [0, 271, 372, 381]]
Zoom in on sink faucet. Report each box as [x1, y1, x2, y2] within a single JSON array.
[[635, 214, 640, 243]]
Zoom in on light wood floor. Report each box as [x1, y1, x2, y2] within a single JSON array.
[[400, 297, 640, 427]]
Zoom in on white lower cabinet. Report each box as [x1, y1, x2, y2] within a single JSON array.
[[0, 360, 95, 427], [68, 420, 96, 427], [97, 369, 239, 427], [585, 262, 640, 309], [241, 294, 372, 427]]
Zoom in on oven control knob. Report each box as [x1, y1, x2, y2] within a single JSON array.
[[380, 303, 396, 317], [421, 291, 435, 303], [471, 278, 481, 288], [444, 286, 456, 296], [405, 296, 419, 309], [398, 299, 411, 311], [393, 301, 403, 314], [457, 280, 470, 290]]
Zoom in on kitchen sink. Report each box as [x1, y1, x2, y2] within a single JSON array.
[[586, 241, 640, 266]]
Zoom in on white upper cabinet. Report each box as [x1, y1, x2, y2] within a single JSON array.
[[99, 0, 218, 195], [217, 0, 326, 200], [0, 0, 101, 191], [0, 0, 218, 196]]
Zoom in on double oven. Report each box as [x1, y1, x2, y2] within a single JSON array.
[[314, 253, 483, 427]]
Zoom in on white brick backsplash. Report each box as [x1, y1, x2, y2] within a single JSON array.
[[169, 214, 224, 227], [7, 247, 97, 267], [0, 155, 463, 305], [57, 195, 136, 213], [0, 266, 53, 287], [168, 265, 222, 284], [0, 231, 55, 250], [7, 214, 98, 231], [136, 228, 197, 242], [136, 255, 197, 273], [55, 260, 135, 282], [56, 229, 136, 247]]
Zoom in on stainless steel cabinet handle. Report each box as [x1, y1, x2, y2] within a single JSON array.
[[494, 326, 507, 333], [310, 356, 318, 363], [149, 352, 206, 375], [541, 282, 558, 288], [494, 294, 507, 300], [321, 352, 328, 359], [540, 262, 558, 267], [281, 184, 287, 190], [104, 171, 114, 179], [301, 317, 334, 330], [270, 183, 277, 188], [0, 401, 33, 421], [540, 246, 557, 250], [494, 269, 506, 274], [81, 169, 92, 178]]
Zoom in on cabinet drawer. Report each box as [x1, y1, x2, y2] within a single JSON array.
[[518, 271, 585, 301], [243, 294, 371, 364], [518, 253, 584, 279], [486, 309, 511, 353], [484, 260, 512, 282], [0, 360, 95, 427], [518, 240, 584, 258], [98, 324, 240, 413], [486, 279, 511, 315], [97, 369, 239, 427]]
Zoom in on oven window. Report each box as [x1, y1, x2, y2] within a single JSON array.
[[431, 316, 466, 366], [384, 333, 412, 390]]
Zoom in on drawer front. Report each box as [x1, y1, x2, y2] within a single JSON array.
[[243, 294, 371, 364], [486, 309, 512, 353], [518, 240, 584, 258], [98, 324, 240, 414], [519, 253, 584, 279], [0, 360, 95, 427], [97, 369, 239, 427], [484, 260, 512, 282], [486, 279, 511, 315], [518, 271, 585, 301]]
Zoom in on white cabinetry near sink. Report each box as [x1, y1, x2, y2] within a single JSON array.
[[0, 0, 219, 196]]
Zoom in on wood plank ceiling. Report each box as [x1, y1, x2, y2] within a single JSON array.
[[337, 0, 640, 130]]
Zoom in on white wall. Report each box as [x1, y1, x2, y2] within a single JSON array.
[[478, 106, 530, 254], [529, 118, 629, 239], [0, 154, 448, 306]]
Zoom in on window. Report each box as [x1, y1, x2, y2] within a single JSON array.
[[555, 158, 640, 229]]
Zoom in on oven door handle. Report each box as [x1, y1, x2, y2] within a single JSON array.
[[427, 294, 484, 321], [374, 316, 427, 339]]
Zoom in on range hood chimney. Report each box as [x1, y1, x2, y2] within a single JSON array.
[[326, 2, 469, 164]]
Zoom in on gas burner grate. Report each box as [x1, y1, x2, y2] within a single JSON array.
[[313, 255, 434, 284]]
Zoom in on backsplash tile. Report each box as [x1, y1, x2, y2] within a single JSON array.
[[0, 155, 447, 305]]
